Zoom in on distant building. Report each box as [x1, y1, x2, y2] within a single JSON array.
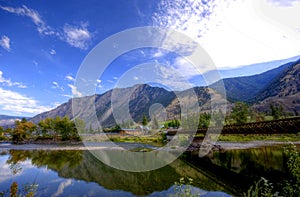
[[119, 125, 150, 135]]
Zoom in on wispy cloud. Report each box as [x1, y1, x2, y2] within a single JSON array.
[[0, 35, 11, 51], [0, 5, 92, 50], [153, 50, 164, 58], [172, 57, 201, 79], [62, 23, 92, 50], [65, 75, 75, 82], [67, 84, 82, 97], [267, 0, 300, 7], [51, 81, 64, 92], [0, 70, 27, 88], [52, 81, 59, 88], [96, 79, 102, 88], [52, 179, 73, 197], [50, 49, 56, 55], [0, 5, 55, 35], [0, 87, 52, 115]]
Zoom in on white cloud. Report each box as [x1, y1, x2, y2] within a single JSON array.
[[52, 81, 59, 88], [0, 70, 27, 88], [172, 57, 200, 79], [267, 0, 300, 6], [133, 76, 139, 80], [96, 79, 102, 88], [0, 5, 54, 35], [65, 75, 75, 82], [0, 35, 10, 51], [0, 87, 52, 115], [153, 50, 164, 58], [62, 94, 72, 98], [15, 83, 27, 88], [63, 23, 91, 50], [115, 63, 194, 91], [52, 179, 73, 197], [0, 5, 93, 50], [50, 49, 56, 55], [68, 84, 82, 97], [152, 0, 300, 68], [51, 81, 64, 91]]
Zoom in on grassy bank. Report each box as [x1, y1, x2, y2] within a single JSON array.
[[108, 134, 164, 146], [215, 133, 300, 142]]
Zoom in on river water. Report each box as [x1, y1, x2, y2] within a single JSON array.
[[0, 143, 296, 196]]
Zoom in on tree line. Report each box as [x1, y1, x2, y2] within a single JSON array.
[[162, 102, 293, 130], [0, 117, 85, 143]]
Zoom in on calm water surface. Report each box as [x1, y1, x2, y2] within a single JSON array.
[[0, 143, 295, 197]]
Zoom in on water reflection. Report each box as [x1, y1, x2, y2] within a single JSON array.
[[187, 145, 296, 193], [0, 149, 231, 196]]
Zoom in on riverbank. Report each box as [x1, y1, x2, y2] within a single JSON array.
[[1, 140, 299, 152]]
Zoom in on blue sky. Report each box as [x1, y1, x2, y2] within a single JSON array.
[[0, 0, 300, 117]]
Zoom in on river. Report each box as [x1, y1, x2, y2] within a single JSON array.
[[0, 142, 297, 196]]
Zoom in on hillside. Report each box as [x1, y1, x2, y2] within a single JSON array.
[[253, 60, 300, 114], [30, 84, 214, 128], [29, 58, 300, 127], [210, 60, 295, 102]]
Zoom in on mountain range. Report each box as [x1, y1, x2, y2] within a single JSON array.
[[27, 58, 300, 128], [0, 115, 27, 127]]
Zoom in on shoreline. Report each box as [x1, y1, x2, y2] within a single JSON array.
[[1, 140, 299, 152]]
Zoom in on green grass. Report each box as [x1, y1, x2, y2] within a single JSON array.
[[195, 132, 300, 142], [217, 133, 300, 142], [108, 134, 164, 146]]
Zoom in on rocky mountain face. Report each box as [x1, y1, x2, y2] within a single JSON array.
[[252, 60, 300, 115], [210, 60, 295, 102], [30, 84, 214, 128], [29, 58, 300, 126]]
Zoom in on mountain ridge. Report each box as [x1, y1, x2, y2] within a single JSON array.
[[23, 58, 300, 127]]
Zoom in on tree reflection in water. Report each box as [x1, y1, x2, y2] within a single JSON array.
[[4, 149, 231, 196]]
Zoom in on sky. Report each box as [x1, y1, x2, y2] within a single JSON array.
[[0, 0, 300, 117]]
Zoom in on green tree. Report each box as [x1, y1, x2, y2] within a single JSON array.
[[142, 115, 148, 126], [230, 102, 249, 125], [12, 121, 36, 143], [0, 126, 4, 134], [73, 118, 86, 134], [198, 113, 211, 128], [270, 103, 283, 120], [54, 116, 77, 141], [214, 110, 225, 127], [21, 117, 27, 123], [38, 118, 55, 138], [174, 119, 181, 128]]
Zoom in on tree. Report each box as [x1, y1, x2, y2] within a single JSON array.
[[230, 102, 249, 125], [152, 115, 159, 129], [21, 118, 27, 123], [38, 118, 55, 138], [12, 120, 36, 143], [142, 115, 148, 126], [54, 116, 77, 141], [74, 118, 86, 134], [0, 126, 3, 135], [198, 113, 211, 128], [214, 110, 224, 127], [270, 103, 283, 120]]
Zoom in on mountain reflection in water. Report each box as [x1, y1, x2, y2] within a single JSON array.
[[0, 148, 232, 197]]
